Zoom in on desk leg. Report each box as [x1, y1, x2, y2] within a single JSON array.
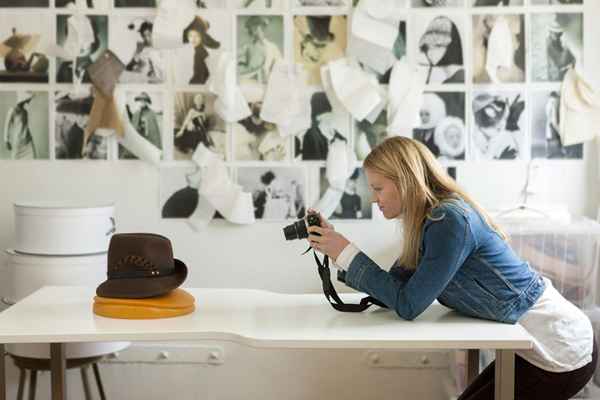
[[50, 343, 66, 400], [0, 344, 5, 400], [495, 350, 515, 400], [466, 349, 480, 385]]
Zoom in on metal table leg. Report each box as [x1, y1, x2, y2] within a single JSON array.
[[50, 343, 66, 400], [495, 350, 515, 400], [466, 349, 480, 385], [0, 344, 5, 400]]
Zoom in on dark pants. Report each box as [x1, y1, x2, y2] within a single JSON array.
[[459, 339, 598, 400]]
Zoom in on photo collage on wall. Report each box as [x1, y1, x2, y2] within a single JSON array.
[[0, 0, 586, 221]]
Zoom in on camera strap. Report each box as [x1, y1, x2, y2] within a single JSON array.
[[312, 250, 388, 313]]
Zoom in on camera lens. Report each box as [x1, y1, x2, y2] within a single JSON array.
[[283, 219, 309, 240]]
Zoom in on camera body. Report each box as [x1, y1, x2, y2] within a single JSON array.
[[283, 212, 321, 241]]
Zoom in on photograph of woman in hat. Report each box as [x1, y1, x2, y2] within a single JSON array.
[[413, 92, 465, 160], [320, 168, 372, 220], [473, 14, 525, 83], [0, 16, 50, 83], [237, 15, 283, 84], [55, 90, 108, 160], [1, 91, 48, 160], [471, 91, 525, 160], [182, 15, 221, 85], [120, 91, 163, 160], [294, 15, 346, 85], [416, 15, 465, 84], [531, 13, 582, 82], [306, 136, 596, 400], [174, 92, 226, 160], [123, 19, 164, 84], [355, 111, 387, 161]]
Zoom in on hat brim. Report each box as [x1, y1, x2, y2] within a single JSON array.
[[96, 258, 188, 299]]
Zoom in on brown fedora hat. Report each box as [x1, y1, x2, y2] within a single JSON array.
[[96, 233, 188, 299]]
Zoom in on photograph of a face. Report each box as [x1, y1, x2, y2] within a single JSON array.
[[530, 90, 582, 159], [238, 167, 306, 221], [174, 91, 227, 160], [233, 87, 289, 162], [175, 13, 230, 86], [471, 0, 523, 5], [531, 13, 583, 82], [415, 15, 465, 85], [56, 14, 108, 84], [319, 167, 372, 220], [471, 90, 526, 160], [110, 16, 165, 84], [119, 91, 163, 160], [237, 15, 284, 85], [0, 91, 49, 160], [473, 14, 525, 84], [355, 111, 386, 161], [413, 92, 466, 161], [0, 0, 48, 6], [294, 15, 347, 85], [0, 14, 50, 83], [55, 89, 109, 160], [412, 0, 463, 7], [295, 90, 348, 161]]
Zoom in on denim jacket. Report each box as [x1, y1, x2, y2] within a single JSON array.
[[338, 198, 546, 323]]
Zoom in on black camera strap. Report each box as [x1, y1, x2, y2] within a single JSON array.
[[311, 250, 388, 313]]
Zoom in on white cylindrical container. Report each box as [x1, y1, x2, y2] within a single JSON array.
[[4, 250, 129, 359], [14, 202, 116, 256]]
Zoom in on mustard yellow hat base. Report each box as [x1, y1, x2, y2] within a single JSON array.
[[93, 288, 195, 319]]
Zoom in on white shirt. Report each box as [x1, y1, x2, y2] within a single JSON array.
[[334, 245, 594, 373]]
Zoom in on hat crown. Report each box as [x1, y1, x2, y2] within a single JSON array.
[[107, 233, 174, 279]]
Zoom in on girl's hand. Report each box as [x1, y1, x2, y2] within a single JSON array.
[[306, 208, 334, 230], [306, 225, 350, 261]]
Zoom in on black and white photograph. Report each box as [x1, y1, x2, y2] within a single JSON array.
[[294, 15, 347, 85], [294, 0, 347, 6], [415, 15, 465, 85], [412, 0, 463, 7], [233, 86, 289, 162], [238, 167, 306, 220], [319, 167, 372, 220], [295, 90, 348, 161], [56, 14, 108, 84], [471, 90, 526, 160], [473, 14, 525, 84], [55, 90, 109, 160], [110, 17, 165, 84], [235, 0, 285, 8], [354, 110, 387, 161], [56, 0, 109, 8], [0, 14, 50, 83], [115, 0, 156, 6], [0, 0, 48, 6], [119, 91, 163, 160], [413, 92, 466, 161], [237, 15, 284, 85], [531, 90, 582, 159], [160, 165, 225, 219], [471, 0, 523, 5], [356, 21, 405, 85], [174, 91, 227, 160], [531, 0, 583, 4], [531, 13, 583, 82], [175, 14, 230, 86], [0, 91, 49, 160]]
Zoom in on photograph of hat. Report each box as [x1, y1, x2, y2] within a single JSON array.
[[96, 233, 188, 299]]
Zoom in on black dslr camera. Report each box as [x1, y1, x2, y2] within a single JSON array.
[[283, 213, 320, 241]]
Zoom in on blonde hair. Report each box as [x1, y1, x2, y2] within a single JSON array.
[[363, 136, 507, 269]]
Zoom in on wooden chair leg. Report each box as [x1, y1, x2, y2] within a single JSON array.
[[27, 371, 36, 400], [16, 369, 25, 400], [80, 366, 92, 400], [92, 363, 106, 400]]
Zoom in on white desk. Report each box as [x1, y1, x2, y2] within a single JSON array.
[[0, 287, 534, 400]]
